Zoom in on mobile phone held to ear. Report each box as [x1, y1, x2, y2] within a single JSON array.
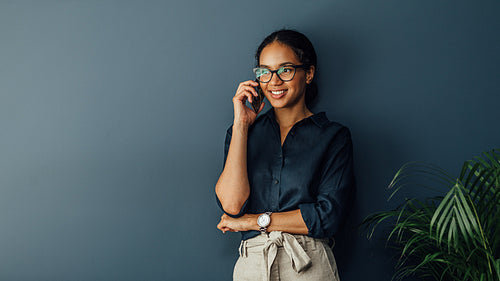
[[251, 80, 264, 113]]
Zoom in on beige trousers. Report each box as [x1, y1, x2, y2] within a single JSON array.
[[233, 231, 340, 281]]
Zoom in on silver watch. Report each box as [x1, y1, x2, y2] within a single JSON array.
[[257, 212, 272, 233]]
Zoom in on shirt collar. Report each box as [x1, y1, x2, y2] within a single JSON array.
[[264, 109, 329, 128]]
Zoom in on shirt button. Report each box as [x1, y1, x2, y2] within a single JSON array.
[[274, 179, 279, 184]]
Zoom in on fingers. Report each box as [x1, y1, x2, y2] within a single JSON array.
[[234, 87, 257, 105], [217, 214, 239, 234], [235, 80, 259, 100], [217, 222, 235, 234], [257, 101, 265, 114], [217, 214, 228, 231], [217, 223, 229, 233], [232, 80, 262, 126], [237, 80, 259, 91], [221, 227, 235, 234]]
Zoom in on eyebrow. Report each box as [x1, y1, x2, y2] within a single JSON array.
[[258, 62, 296, 68]]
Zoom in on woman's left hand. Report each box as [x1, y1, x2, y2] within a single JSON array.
[[217, 214, 257, 234]]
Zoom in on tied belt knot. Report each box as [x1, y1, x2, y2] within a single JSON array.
[[240, 231, 312, 281]]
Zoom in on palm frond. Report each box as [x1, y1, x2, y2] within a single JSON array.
[[362, 149, 500, 281]]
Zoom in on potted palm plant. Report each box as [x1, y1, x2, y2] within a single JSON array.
[[362, 149, 500, 281]]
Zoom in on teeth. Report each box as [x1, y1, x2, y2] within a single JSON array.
[[271, 90, 285, 95]]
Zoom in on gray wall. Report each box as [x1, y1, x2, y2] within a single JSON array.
[[1, 1, 499, 280]]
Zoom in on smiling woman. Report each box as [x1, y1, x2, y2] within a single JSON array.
[[215, 29, 355, 281], [255, 42, 314, 115]]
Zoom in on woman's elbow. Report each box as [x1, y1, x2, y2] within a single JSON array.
[[215, 185, 249, 215], [221, 201, 246, 216]]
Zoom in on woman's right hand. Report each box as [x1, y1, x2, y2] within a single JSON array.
[[233, 80, 265, 128]]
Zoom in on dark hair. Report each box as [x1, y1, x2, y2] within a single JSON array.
[[255, 29, 318, 107]]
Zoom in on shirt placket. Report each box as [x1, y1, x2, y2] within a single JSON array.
[[271, 145, 284, 211], [269, 119, 283, 211], [269, 119, 299, 212]]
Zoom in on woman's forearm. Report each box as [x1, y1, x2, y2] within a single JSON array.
[[215, 124, 251, 215], [217, 209, 309, 235], [266, 210, 309, 234]]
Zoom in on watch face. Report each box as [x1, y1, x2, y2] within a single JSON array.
[[258, 214, 270, 227]]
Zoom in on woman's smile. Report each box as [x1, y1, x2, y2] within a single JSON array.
[[269, 89, 288, 99], [258, 42, 310, 109]]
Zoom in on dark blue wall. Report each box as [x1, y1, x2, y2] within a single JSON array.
[[1, 1, 499, 280]]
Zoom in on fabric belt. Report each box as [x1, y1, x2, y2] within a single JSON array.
[[238, 231, 312, 281]]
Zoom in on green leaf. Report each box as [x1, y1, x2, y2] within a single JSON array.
[[360, 149, 500, 281]]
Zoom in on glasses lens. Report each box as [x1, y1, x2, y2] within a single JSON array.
[[254, 68, 271, 82], [277, 66, 295, 81]]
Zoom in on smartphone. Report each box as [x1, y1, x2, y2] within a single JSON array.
[[251, 80, 264, 113]]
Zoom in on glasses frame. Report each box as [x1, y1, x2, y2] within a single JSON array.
[[253, 64, 309, 83]]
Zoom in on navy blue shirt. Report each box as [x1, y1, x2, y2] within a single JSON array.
[[217, 109, 355, 241]]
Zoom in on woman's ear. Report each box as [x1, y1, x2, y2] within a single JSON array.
[[306, 65, 315, 84]]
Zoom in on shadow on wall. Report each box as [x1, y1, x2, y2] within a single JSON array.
[[312, 27, 362, 277], [334, 128, 411, 280], [312, 28, 412, 278], [333, 191, 359, 276]]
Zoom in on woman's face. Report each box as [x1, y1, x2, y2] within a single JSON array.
[[258, 42, 314, 110]]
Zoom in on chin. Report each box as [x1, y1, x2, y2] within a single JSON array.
[[266, 99, 287, 109], [265, 95, 289, 108], [268, 97, 303, 110]]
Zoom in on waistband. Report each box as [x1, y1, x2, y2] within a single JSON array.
[[238, 231, 331, 281]]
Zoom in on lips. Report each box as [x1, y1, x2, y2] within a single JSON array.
[[269, 89, 287, 99]]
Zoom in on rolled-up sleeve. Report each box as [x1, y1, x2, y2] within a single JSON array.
[[299, 128, 355, 238], [215, 125, 248, 218]]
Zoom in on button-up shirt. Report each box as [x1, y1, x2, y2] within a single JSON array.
[[217, 109, 355, 240]]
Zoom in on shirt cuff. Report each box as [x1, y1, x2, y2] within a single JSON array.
[[298, 203, 325, 238]]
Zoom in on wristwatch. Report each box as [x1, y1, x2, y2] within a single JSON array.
[[257, 212, 272, 233]]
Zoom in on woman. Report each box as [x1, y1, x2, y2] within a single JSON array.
[[215, 29, 355, 281]]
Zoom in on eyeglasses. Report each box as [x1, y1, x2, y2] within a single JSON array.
[[253, 64, 309, 83]]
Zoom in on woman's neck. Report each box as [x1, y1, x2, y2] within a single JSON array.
[[273, 104, 313, 129]]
